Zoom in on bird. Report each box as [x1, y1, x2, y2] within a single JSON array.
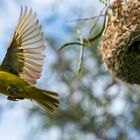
[[0, 6, 59, 112], [99, 0, 140, 85]]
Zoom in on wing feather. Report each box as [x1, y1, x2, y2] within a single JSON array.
[[0, 6, 46, 84]]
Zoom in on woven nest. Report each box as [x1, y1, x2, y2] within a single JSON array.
[[99, 0, 140, 84]]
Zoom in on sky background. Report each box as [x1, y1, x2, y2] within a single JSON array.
[[0, 0, 123, 140]]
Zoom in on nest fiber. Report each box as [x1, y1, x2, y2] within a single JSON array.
[[99, 0, 140, 84]]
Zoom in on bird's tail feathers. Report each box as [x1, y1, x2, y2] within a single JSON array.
[[30, 87, 59, 112]]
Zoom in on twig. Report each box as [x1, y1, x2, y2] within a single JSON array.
[[77, 35, 84, 77], [67, 15, 105, 22], [59, 42, 86, 51]]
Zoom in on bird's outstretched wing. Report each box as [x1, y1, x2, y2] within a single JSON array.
[[0, 6, 46, 84]]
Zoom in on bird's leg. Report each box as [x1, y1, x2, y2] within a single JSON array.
[[7, 86, 24, 101]]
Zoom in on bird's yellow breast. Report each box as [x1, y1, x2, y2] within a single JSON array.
[[0, 71, 29, 96]]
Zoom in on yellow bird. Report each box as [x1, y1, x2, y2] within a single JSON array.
[[0, 6, 59, 112]]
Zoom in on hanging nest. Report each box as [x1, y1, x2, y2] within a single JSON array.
[[99, 0, 140, 84]]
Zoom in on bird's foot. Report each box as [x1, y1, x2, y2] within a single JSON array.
[[7, 96, 24, 101], [7, 96, 18, 101]]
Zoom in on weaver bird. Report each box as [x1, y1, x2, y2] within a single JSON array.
[[0, 6, 59, 112]]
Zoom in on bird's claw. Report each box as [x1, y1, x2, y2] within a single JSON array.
[[7, 96, 24, 101], [7, 96, 18, 101]]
